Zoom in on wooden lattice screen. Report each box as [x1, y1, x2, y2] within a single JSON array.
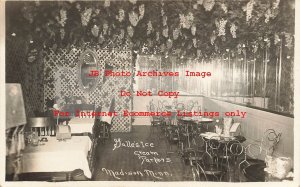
[[43, 47, 133, 132]]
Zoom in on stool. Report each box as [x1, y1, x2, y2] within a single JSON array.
[[71, 169, 88, 181]]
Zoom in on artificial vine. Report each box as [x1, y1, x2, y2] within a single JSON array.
[[6, 0, 294, 60]]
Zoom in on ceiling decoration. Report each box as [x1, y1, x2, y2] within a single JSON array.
[[6, 0, 294, 59]]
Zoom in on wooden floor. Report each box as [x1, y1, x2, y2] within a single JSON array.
[[93, 125, 194, 181], [13, 125, 250, 182]]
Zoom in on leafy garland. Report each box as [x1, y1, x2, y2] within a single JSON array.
[[7, 0, 294, 60]]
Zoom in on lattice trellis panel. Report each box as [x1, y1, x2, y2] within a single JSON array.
[[6, 37, 44, 117], [44, 47, 133, 132]]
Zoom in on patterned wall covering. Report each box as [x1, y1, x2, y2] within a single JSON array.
[[43, 47, 133, 132], [6, 36, 45, 117]]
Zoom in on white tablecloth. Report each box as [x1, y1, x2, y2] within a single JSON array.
[[200, 132, 235, 141], [200, 132, 221, 140], [68, 118, 95, 134], [21, 136, 92, 178], [181, 117, 213, 122]]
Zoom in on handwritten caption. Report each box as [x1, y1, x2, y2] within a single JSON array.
[[101, 168, 172, 180], [97, 138, 174, 180], [113, 138, 172, 165]]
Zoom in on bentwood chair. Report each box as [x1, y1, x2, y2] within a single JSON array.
[[176, 102, 185, 111], [147, 103, 165, 139], [194, 136, 228, 181], [166, 126, 181, 154], [238, 129, 282, 172], [186, 148, 206, 181], [186, 100, 196, 111], [158, 100, 171, 111], [93, 119, 111, 143], [217, 139, 244, 181], [27, 117, 56, 136]]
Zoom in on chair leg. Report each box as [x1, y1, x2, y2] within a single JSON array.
[[191, 166, 198, 181]]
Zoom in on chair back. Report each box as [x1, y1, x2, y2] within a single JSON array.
[[197, 136, 227, 181], [93, 119, 111, 140], [176, 103, 185, 111], [27, 117, 56, 136], [149, 101, 158, 112], [223, 117, 233, 137], [162, 100, 170, 109], [228, 140, 244, 157], [260, 129, 281, 156], [186, 100, 195, 111]]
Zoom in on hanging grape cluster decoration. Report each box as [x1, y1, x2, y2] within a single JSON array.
[[216, 18, 227, 36], [203, 0, 215, 11], [147, 21, 153, 35], [13, 0, 294, 59], [230, 23, 237, 39], [81, 8, 92, 26], [244, 0, 254, 22], [116, 9, 125, 22], [57, 9, 67, 27], [179, 12, 194, 29]]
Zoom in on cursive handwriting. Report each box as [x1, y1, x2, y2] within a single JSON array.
[[101, 168, 172, 180], [113, 138, 154, 151], [138, 155, 172, 165]]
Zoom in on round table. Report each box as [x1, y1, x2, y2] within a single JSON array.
[[177, 117, 213, 148]]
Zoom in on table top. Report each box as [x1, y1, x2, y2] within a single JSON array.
[[21, 136, 92, 178], [68, 117, 94, 134], [180, 117, 214, 123], [23, 136, 91, 153], [200, 132, 235, 141]]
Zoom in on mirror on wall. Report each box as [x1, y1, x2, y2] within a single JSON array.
[[135, 53, 294, 117], [78, 49, 99, 93]]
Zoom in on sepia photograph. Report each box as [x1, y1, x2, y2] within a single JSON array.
[[3, 0, 296, 184]]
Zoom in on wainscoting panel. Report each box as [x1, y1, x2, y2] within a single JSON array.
[[203, 97, 294, 161]]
